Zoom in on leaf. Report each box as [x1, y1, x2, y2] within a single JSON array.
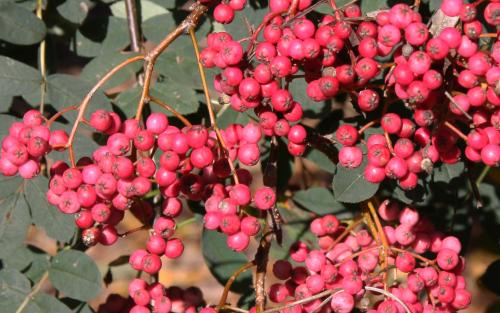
[[0, 56, 42, 96], [0, 2, 46, 45], [0, 269, 31, 312], [80, 52, 142, 90], [432, 162, 465, 183], [332, 159, 380, 203], [46, 74, 110, 111], [111, 0, 168, 20], [142, 13, 176, 43], [108, 255, 130, 267], [293, 187, 345, 215], [1, 245, 34, 271], [49, 250, 102, 301], [201, 230, 252, 294], [150, 80, 200, 115], [57, 0, 92, 24], [0, 187, 31, 259], [217, 109, 251, 130], [24, 293, 73, 313], [25, 176, 76, 243], [24, 248, 51, 284], [303, 148, 336, 173], [359, 0, 389, 13], [74, 17, 130, 57]]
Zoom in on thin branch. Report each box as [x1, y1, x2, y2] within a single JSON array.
[[15, 272, 49, 313], [188, 27, 240, 185], [124, 0, 142, 53], [36, 0, 47, 114], [217, 262, 255, 312], [134, 3, 208, 121], [255, 228, 273, 313]]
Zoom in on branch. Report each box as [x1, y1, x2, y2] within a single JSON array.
[[217, 262, 255, 312], [124, 0, 142, 53], [15, 272, 49, 313], [255, 230, 273, 313], [188, 27, 240, 185], [134, 3, 208, 121], [36, 0, 47, 114]]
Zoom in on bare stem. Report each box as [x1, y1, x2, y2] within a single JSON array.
[[188, 27, 240, 185], [443, 121, 468, 141], [124, 0, 142, 53], [15, 272, 49, 313], [216, 262, 255, 312], [36, 0, 47, 114]]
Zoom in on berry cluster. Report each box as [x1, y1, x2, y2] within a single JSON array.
[[0, 110, 56, 178], [268, 199, 471, 313], [96, 280, 206, 313], [203, 0, 499, 190]]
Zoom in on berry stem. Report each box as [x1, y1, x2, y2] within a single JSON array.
[[366, 200, 389, 289], [358, 119, 379, 135], [66, 55, 145, 153], [479, 33, 498, 38], [326, 217, 364, 251], [14, 271, 49, 313], [149, 95, 193, 127], [384, 131, 395, 155], [363, 210, 380, 245], [216, 262, 255, 312], [288, 0, 300, 17], [365, 286, 411, 313], [176, 216, 198, 229], [261, 289, 342, 313], [254, 227, 273, 313], [189, 27, 240, 185], [443, 121, 468, 141], [46, 105, 78, 127], [389, 247, 436, 266], [118, 225, 148, 238], [444, 91, 472, 121]]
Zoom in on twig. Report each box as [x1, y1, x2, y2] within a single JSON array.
[[118, 225, 148, 238], [188, 27, 240, 185], [149, 95, 193, 127], [134, 3, 208, 121], [36, 0, 47, 114], [261, 289, 341, 313], [216, 262, 255, 312], [364, 286, 411, 313], [15, 272, 49, 313], [255, 228, 273, 313], [444, 91, 472, 121], [124, 0, 142, 53], [443, 121, 468, 141], [326, 217, 364, 251], [366, 201, 389, 289]]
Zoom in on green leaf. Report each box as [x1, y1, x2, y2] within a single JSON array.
[[432, 162, 465, 183], [0, 2, 46, 45], [49, 250, 102, 301], [0, 186, 31, 259], [217, 109, 251, 130], [293, 187, 346, 215], [0, 269, 31, 312], [74, 17, 130, 57], [57, 0, 92, 24], [80, 52, 142, 90], [46, 74, 110, 111], [1, 245, 34, 271], [111, 0, 168, 20], [150, 80, 200, 115], [24, 248, 51, 284], [26, 176, 76, 243], [201, 230, 252, 294], [303, 148, 336, 173], [0, 56, 42, 96], [142, 13, 176, 43], [24, 293, 73, 313], [332, 159, 379, 203]]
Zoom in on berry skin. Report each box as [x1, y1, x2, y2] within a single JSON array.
[[381, 113, 402, 134], [335, 125, 358, 146], [338, 146, 362, 169], [254, 187, 276, 210], [142, 254, 162, 274], [227, 232, 250, 252], [164, 238, 184, 259], [90, 110, 112, 132], [395, 252, 416, 272], [330, 291, 354, 313], [146, 113, 168, 134], [214, 3, 235, 24], [288, 125, 307, 144]]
